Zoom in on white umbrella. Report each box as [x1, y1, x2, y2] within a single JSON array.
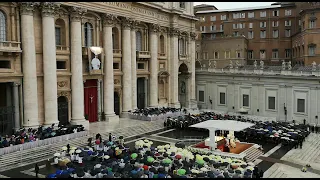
[[289, 129, 294, 131], [270, 135, 274, 137], [264, 129, 269, 132], [76, 150, 82, 154], [293, 132, 298, 134], [69, 150, 75, 154], [71, 147, 77, 150], [286, 134, 291, 137], [61, 146, 68, 151], [104, 155, 110, 159], [54, 153, 61, 157]]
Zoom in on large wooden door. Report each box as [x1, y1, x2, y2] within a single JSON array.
[[114, 92, 120, 115], [84, 80, 98, 123], [58, 96, 69, 125], [137, 78, 145, 109]]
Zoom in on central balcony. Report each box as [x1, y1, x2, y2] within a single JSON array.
[[0, 41, 22, 53], [137, 51, 151, 59]]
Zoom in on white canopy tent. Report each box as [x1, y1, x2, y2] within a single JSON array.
[[190, 120, 254, 150]]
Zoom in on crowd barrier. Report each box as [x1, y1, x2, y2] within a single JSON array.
[[0, 131, 88, 156], [129, 111, 183, 121]]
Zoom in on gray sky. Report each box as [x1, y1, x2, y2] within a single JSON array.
[[194, 2, 276, 10]]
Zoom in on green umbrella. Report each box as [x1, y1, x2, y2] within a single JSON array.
[[131, 153, 138, 159], [147, 157, 155, 163], [107, 167, 112, 172], [196, 159, 205, 165], [163, 159, 172, 164], [177, 169, 186, 176]]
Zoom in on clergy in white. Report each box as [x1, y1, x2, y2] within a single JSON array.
[[91, 57, 101, 70]]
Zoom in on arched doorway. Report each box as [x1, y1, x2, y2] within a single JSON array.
[[58, 96, 69, 126], [137, 77, 146, 109], [114, 91, 120, 115], [178, 63, 189, 108]]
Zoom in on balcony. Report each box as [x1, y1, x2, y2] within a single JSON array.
[[56, 45, 70, 54], [137, 51, 151, 59], [113, 49, 122, 57], [158, 53, 166, 60], [179, 54, 187, 60], [0, 41, 22, 54]]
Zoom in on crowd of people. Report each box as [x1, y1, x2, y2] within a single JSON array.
[[0, 123, 85, 149], [46, 133, 261, 178], [130, 107, 181, 117]]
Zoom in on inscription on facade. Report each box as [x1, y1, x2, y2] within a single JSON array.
[[104, 2, 169, 21]]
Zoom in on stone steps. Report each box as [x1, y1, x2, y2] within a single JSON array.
[[243, 146, 264, 163]]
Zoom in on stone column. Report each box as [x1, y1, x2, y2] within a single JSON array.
[[69, 7, 89, 129], [19, 2, 40, 128], [169, 28, 180, 108], [121, 17, 132, 117], [149, 24, 159, 107], [102, 14, 119, 121], [13, 83, 21, 130], [131, 21, 139, 110], [41, 2, 60, 126], [189, 32, 197, 109]]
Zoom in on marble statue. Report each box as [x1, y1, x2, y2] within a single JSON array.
[[312, 61, 317, 71], [253, 60, 257, 69], [181, 81, 186, 94], [288, 61, 292, 70], [208, 60, 212, 68], [213, 60, 217, 69], [260, 60, 264, 69], [235, 60, 240, 69], [229, 60, 233, 69], [282, 60, 286, 70]]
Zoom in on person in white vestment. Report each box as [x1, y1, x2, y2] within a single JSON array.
[[91, 57, 101, 70]]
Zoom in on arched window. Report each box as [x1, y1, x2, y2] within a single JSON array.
[[159, 35, 165, 54], [84, 22, 93, 47], [136, 31, 142, 51], [55, 19, 65, 46], [112, 27, 119, 49], [0, 11, 6, 42], [179, 38, 185, 55]]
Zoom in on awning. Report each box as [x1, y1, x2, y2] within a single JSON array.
[[190, 120, 254, 132]]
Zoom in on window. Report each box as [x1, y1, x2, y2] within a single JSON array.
[[200, 26, 205, 32], [159, 35, 165, 54], [233, 24, 238, 29], [285, 9, 292, 16], [113, 63, 119, 69], [211, 34, 216, 39], [55, 27, 61, 45], [236, 51, 241, 58], [203, 52, 208, 59], [285, 29, 291, 37], [179, 38, 185, 55], [240, 13, 245, 18], [179, 2, 185, 9], [309, 45, 316, 56], [272, 49, 279, 58], [260, 11, 266, 17], [220, 92, 226, 105], [248, 31, 254, 39], [234, 31, 239, 37], [309, 20, 316, 28], [0, 11, 6, 42], [272, 30, 279, 38], [210, 16, 216, 21], [196, 52, 199, 59], [297, 99, 305, 113], [221, 15, 227, 20], [136, 31, 142, 51], [84, 22, 93, 47], [199, 91, 204, 102], [220, 24, 223, 31], [260, 50, 266, 59], [273, 10, 279, 16], [268, 97, 276, 110], [285, 20, 291, 26], [272, 21, 279, 27], [0, 60, 10, 69], [298, 20, 301, 26], [243, 94, 249, 107], [56, 61, 66, 69], [137, 63, 145, 69], [260, 30, 266, 38], [214, 52, 219, 59], [210, 25, 216, 31], [260, 22, 266, 28], [285, 49, 291, 58], [225, 51, 230, 59], [249, 22, 253, 29], [248, 12, 254, 18], [248, 50, 253, 59], [233, 13, 240, 19], [238, 23, 245, 29]]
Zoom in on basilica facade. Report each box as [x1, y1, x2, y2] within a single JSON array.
[[0, 2, 197, 134]]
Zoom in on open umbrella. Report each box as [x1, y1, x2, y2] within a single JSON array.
[[131, 153, 138, 159], [177, 169, 186, 176], [147, 157, 155, 163], [54, 153, 60, 157], [61, 146, 68, 151], [163, 158, 172, 164]]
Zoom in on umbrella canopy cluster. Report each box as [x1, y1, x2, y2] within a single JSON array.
[[0, 124, 85, 149], [131, 107, 180, 116], [48, 137, 256, 178]]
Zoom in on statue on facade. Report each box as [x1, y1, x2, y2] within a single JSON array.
[[180, 81, 186, 94], [260, 60, 264, 70], [213, 60, 217, 69], [288, 61, 292, 70], [229, 60, 233, 69], [312, 61, 317, 71], [90, 47, 102, 70], [253, 60, 257, 69], [208, 60, 212, 68], [282, 60, 286, 70], [235, 60, 240, 69]]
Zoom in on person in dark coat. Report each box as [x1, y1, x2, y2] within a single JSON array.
[[259, 169, 264, 178], [35, 163, 40, 178], [299, 140, 303, 149], [67, 144, 70, 153], [109, 133, 112, 142]]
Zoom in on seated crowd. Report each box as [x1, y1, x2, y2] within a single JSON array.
[[0, 123, 85, 148], [130, 107, 181, 117], [47, 133, 262, 178]]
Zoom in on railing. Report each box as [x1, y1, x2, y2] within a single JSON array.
[[137, 51, 151, 58], [56, 45, 70, 51], [0, 41, 21, 52], [179, 54, 187, 59]]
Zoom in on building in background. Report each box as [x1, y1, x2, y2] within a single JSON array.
[[0, 2, 197, 135], [194, 2, 320, 68]]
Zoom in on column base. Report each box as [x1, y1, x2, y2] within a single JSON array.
[[23, 119, 40, 129], [43, 120, 60, 127], [120, 112, 130, 118], [70, 119, 90, 131], [188, 99, 198, 110], [171, 102, 181, 109], [105, 114, 119, 121]]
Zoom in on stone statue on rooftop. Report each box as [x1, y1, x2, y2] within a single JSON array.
[[213, 60, 217, 69], [282, 60, 286, 70], [288, 61, 292, 70], [260, 60, 264, 70], [229, 60, 233, 69], [208, 60, 212, 68], [253, 60, 257, 69], [312, 61, 317, 71], [235, 60, 240, 69]]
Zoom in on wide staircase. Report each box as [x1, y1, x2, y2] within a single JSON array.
[[242, 144, 264, 163]]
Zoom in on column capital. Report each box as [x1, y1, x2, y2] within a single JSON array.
[[169, 27, 180, 37], [69, 6, 87, 22], [190, 32, 196, 41], [13, 82, 21, 87], [19, 2, 40, 16], [41, 2, 61, 17], [149, 23, 160, 33], [131, 20, 140, 31], [102, 13, 119, 27], [121, 17, 133, 30]]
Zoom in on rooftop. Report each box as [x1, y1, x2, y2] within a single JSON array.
[[196, 4, 282, 14]]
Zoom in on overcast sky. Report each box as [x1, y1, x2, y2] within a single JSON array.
[[194, 2, 276, 10]]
